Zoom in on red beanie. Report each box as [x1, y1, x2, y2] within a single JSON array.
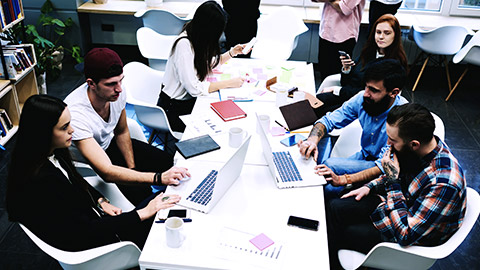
[[84, 48, 123, 81]]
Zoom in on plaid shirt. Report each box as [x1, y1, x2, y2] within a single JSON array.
[[366, 138, 466, 246]]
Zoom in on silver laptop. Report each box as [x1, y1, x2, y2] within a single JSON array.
[[166, 135, 251, 213], [257, 114, 326, 189]]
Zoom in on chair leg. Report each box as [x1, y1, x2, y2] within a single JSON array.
[[444, 57, 452, 92], [148, 130, 157, 144], [445, 67, 469, 101], [412, 56, 430, 92]]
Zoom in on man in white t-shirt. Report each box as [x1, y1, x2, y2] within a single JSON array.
[[65, 48, 189, 205]]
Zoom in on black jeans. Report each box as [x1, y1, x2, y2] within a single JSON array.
[[106, 138, 173, 205], [157, 91, 197, 133], [326, 194, 383, 269], [318, 37, 356, 82]]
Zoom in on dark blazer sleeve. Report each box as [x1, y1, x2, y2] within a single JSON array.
[[339, 56, 367, 101], [14, 162, 144, 251]]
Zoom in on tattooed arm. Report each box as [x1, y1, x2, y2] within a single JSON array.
[[298, 122, 327, 161]]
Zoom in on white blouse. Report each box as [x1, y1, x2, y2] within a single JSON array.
[[162, 34, 211, 100]]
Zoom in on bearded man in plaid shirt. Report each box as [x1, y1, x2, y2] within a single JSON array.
[[326, 103, 466, 270]]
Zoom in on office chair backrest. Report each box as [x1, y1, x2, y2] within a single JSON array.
[[339, 187, 480, 270], [453, 30, 480, 66], [19, 223, 141, 270], [251, 6, 308, 60], [412, 25, 470, 55], [136, 27, 178, 70], [123, 61, 164, 106], [134, 9, 189, 36]]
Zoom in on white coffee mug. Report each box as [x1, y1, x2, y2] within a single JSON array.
[[165, 217, 186, 248], [293, 91, 306, 103], [229, 127, 247, 148], [257, 114, 270, 134], [275, 87, 288, 107]]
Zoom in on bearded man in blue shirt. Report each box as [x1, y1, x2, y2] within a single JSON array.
[[298, 59, 408, 199]]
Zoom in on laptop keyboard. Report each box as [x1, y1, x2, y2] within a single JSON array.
[[272, 152, 303, 182], [186, 170, 218, 205]]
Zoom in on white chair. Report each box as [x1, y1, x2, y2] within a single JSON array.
[[19, 223, 141, 270], [251, 6, 308, 61], [445, 31, 480, 101], [136, 27, 178, 71], [123, 61, 182, 149], [411, 25, 471, 92], [317, 73, 341, 94], [134, 9, 189, 36], [330, 113, 445, 159], [338, 187, 480, 270]]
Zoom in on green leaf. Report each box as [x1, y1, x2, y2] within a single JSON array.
[[51, 19, 65, 28]]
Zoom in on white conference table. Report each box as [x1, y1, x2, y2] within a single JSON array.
[[139, 58, 329, 269]]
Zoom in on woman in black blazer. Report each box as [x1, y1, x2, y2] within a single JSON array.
[[6, 95, 180, 251]]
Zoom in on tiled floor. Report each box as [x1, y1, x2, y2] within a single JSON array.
[[0, 47, 479, 269]]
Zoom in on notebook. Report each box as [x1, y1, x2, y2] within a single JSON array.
[[210, 100, 247, 121], [279, 100, 318, 131], [256, 114, 325, 189], [175, 134, 221, 159], [167, 135, 251, 213]]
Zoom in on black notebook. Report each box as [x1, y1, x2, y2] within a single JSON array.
[[279, 99, 318, 131], [175, 134, 221, 159]]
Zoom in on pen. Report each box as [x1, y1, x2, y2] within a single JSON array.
[[155, 218, 192, 223], [275, 120, 290, 132], [289, 131, 310, 134], [218, 90, 222, 101]]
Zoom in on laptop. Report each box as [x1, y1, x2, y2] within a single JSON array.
[[166, 135, 251, 213], [256, 114, 326, 189]]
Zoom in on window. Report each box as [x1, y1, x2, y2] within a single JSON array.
[[449, 0, 480, 16]]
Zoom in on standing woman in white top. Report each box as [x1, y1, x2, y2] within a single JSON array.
[[158, 1, 249, 132]]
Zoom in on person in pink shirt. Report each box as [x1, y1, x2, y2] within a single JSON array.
[[313, 0, 366, 81]]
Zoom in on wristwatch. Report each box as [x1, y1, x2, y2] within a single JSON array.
[[344, 174, 353, 189]]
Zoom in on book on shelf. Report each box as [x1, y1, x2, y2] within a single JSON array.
[[0, 115, 7, 138], [0, 108, 13, 130], [0, 0, 22, 27]]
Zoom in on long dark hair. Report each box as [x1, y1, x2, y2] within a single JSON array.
[[360, 14, 408, 72], [6, 95, 85, 221], [171, 1, 227, 81]]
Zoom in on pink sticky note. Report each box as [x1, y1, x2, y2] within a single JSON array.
[[271, 126, 286, 136], [254, 89, 266, 96], [253, 68, 263, 74], [212, 69, 223, 74], [207, 77, 218, 82], [250, 233, 274, 251], [257, 74, 268, 80]]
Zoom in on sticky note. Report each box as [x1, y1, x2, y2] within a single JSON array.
[[279, 70, 292, 84], [207, 77, 218, 82], [254, 89, 266, 96], [253, 68, 263, 74], [271, 126, 286, 136], [220, 74, 232, 80], [249, 233, 274, 251], [257, 74, 268, 80]]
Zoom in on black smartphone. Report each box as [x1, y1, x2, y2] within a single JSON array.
[[338, 50, 347, 56], [167, 209, 188, 218], [287, 215, 319, 231]]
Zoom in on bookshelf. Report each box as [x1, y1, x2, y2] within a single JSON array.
[[0, 0, 38, 146]]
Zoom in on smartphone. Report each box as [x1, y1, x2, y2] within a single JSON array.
[[287, 215, 319, 231], [280, 134, 306, 147], [242, 37, 257, 54], [338, 50, 350, 59], [167, 209, 188, 218]]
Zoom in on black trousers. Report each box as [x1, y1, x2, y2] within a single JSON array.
[[318, 37, 356, 82], [157, 91, 197, 133], [106, 138, 173, 205], [326, 195, 383, 269], [368, 1, 403, 35]]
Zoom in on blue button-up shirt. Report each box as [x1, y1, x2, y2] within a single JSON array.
[[318, 91, 408, 164]]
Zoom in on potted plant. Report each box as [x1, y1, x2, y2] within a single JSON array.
[[2, 0, 83, 92]]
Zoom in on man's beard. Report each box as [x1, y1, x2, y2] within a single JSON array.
[[362, 94, 392, 116], [395, 145, 422, 176]]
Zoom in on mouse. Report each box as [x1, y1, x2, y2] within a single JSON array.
[[180, 175, 191, 182]]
